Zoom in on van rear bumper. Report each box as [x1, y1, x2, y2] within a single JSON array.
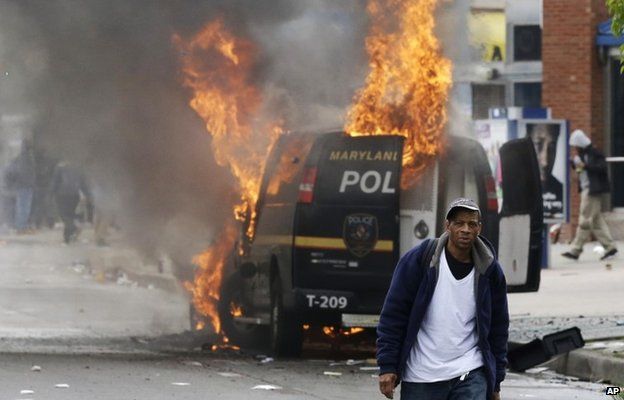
[[291, 288, 386, 324]]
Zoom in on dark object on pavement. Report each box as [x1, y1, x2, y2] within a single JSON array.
[[508, 327, 585, 371], [561, 251, 579, 260], [600, 248, 618, 261]]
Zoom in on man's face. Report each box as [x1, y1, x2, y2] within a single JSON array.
[[529, 124, 557, 183], [445, 210, 482, 251]]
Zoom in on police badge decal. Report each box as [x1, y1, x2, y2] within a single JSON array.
[[343, 213, 378, 257]]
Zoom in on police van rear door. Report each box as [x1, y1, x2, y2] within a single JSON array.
[[499, 137, 544, 292], [293, 133, 402, 296]]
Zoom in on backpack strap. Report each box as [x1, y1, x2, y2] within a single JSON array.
[[419, 238, 439, 269]]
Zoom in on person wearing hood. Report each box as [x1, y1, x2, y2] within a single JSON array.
[[377, 198, 508, 400], [562, 129, 618, 261]]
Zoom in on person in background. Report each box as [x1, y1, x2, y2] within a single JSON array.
[[377, 198, 508, 400], [562, 129, 618, 261], [31, 145, 58, 229], [4, 139, 36, 233], [50, 161, 92, 244]]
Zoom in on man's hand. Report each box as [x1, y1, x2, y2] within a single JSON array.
[[492, 391, 501, 400], [378, 373, 397, 399]]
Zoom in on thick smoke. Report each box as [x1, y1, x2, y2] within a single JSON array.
[[0, 1, 369, 269]]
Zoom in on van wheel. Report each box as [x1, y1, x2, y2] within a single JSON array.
[[219, 273, 267, 346], [270, 280, 303, 357]]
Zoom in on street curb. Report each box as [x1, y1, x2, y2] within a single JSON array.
[[545, 349, 624, 385]]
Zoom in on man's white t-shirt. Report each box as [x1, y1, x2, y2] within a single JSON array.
[[402, 248, 484, 382]]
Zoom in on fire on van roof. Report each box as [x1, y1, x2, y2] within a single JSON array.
[[344, 0, 452, 189]]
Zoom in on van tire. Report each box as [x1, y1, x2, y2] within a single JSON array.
[[270, 279, 303, 357], [219, 272, 267, 346]]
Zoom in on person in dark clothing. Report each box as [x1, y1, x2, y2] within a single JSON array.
[[50, 162, 92, 243], [31, 147, 58, 229], [4, 139, 36, 233], [562, 129, 618, 261], [377, 198, 508, 400]]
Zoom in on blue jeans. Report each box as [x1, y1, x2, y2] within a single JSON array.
[[400, 368, 487, 400], [15, 188, 33, 230]]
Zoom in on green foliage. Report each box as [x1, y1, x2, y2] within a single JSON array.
[[607, 0, 624, 71]]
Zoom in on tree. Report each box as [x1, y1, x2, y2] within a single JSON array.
[[607, 0, 624, 69]]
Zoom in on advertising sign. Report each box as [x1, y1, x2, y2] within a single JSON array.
[[517, 120, 569, 223], [469, 10, 506, 62]]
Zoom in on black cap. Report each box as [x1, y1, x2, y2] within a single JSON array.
[[445, 198, 480, 220]]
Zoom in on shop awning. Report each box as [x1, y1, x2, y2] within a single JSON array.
[[597, 19, 624, 46]]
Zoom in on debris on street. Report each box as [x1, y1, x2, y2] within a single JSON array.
[[218, 372, 242, 378], [182, 360, 203, 367], [171, 382, 191, 386], [54, 384, 70, 388], [20, 389, 35, 394], [252, 385, 282, 390], [525, 367, 549, 374], [31, 365, 41, 372], [323, 371, 342, 377]]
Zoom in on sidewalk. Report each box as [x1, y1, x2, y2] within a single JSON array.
[[0, 224, 182, 293], [507, 240, 624, 386]]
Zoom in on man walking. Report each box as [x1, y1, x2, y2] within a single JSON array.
[[377, 198, 508, 400], [50, 161, 92, 244], [562, 129, 618, 261]]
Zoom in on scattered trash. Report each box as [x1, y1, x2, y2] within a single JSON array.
[[593, 245, 605, 255], [259, 357, 274, 364], [323, 371, 342, 376], [55, 384, 70, 389], [20, 390, 35, 394], [360, 366, 380, 371], [218, 372, 242, 378], [72, 264, 86, 274], [548, 224, 561, 243], [182, 361, 203, 367], [131, 337, 149, 345], [31, 365, 42, 372], [171, 382, 191, 386], [252, 385, 282, 390], [116, 273, 133, 286], [616, 321, 624, 326], [585, 342, 608, 350], [346, 359, 365, 366], [606, 263, 612, 270], [524, 367, 549, 374]]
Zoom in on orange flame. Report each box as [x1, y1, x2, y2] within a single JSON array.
[[175, 19, 283, 334], [345, 0, 452, 188], [173, 18, 282, 232], [184, 222, 237, 334]]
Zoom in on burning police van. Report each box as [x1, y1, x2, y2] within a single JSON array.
[[219, 131, 543, 356]]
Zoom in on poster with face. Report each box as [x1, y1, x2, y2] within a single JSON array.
[[520, 121, 568, 222], [474, 119, 509, 212]]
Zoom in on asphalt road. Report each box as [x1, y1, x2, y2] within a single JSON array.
[[0, 228, 619, 399], [0, 353, 611, 400]]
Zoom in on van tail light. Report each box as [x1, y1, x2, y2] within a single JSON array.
[[298, 167, 317, 203], [485, 176, 499, 212]]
